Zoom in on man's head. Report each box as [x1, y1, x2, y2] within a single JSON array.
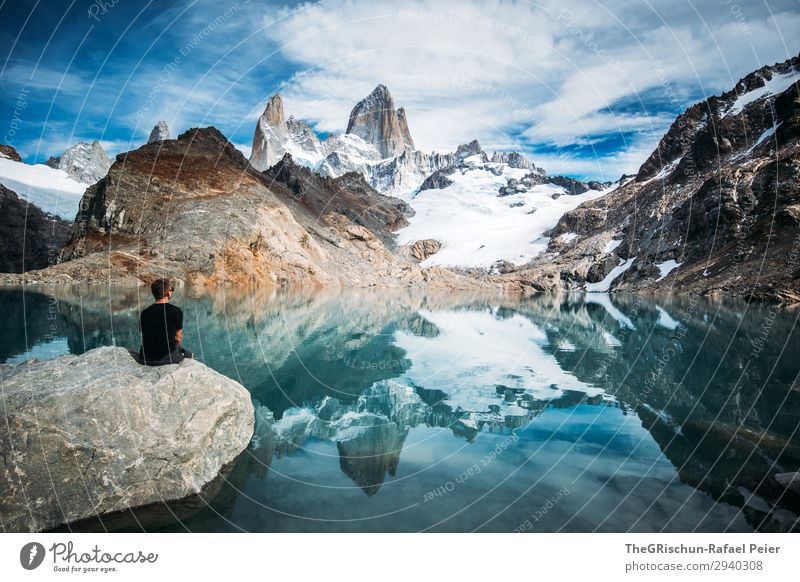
[[151, 278, 174, 301]]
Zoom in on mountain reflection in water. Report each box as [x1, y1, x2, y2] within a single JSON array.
[[2, 286, 798, 532]]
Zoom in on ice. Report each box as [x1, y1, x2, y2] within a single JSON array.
[[396, 165, 612, 268], [584, 293, 636, 330], [585, 257, 636, 292], [655, 306, 680, 330], [0, 157, 86, 219], [735, 122, 781, 159], [655, 259, 682, 281], [604, 239, 622, 254]]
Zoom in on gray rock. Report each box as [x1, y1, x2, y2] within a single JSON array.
[[0, 346, 254, 532], [250, 93, 290, 170], [147, 120, 171, 143], [775, 472, 800, 493], [346, 84, 414, 158], [45, 140, 112, 184]]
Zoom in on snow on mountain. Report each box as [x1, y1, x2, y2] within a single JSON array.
[[0, 156, 86, 219], [395, 154, 610, 268], [246, 86, 617, 270], [147, 120, 171, 143], [250, 93, 360, 170], [723, 67, 800, 117], [45, 140, 112, 185]]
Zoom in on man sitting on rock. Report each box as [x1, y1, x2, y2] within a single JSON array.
[[138, 278, 193, 365]]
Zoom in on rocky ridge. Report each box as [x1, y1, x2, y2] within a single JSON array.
[[501, 53, 800, 302], [147, 120, 171, 143], [6, 126, 490, 289], [46, 140, 113, 184], [0, 184, 71, 272]]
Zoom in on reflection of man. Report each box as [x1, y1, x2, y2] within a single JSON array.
[[138, 278, 193, 365]]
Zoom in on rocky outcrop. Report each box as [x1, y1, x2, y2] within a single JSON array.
[[418, 168, 454, 191], [346, 84, 414, 158], [147, 120, 171, 143], [46, 140, 112, 184], [250, 94, 289, 170], [400, 238, 442, 262], [0, 144, 22, 162], [504, 53, 800, 301], [6, 126, 484, 289], [0, 346, 254, 532], [263, 153, 412, 245], [491, 151, 538, 170], [250, 94, 328, 171], [0, 184, 71, 272], [548, 175, 591, 195]]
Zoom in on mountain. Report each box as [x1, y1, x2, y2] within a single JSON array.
[[0, 154, 86, 219], [0, 184, 71, 273], [147, 121, 171, 143], [503, 53, 800, 301], [262, 153, 412, 246], [45, 140, 112, 184], [394, 141, 611, 268], [250, 94, 329, 170], [345, 84, 414, 158], [249, 87, 457, 195], [11, 126, 479, 289]]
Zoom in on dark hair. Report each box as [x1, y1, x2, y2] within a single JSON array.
[[151, 278, 174, 300]]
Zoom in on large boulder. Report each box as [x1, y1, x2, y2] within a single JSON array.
[[0, 346, 254, 532]]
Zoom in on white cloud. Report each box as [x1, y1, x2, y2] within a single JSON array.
[[259, 0, 800, 177]]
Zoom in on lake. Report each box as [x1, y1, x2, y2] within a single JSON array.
[[2, 286, 799, 532]]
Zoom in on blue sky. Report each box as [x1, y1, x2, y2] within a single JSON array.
[[1, 0, 799, 180]]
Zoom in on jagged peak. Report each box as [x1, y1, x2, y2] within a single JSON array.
[[261, 93, 286, 127], [147, 120, 170, 143]]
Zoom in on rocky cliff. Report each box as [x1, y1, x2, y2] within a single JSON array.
[[0, 184, 71, 272], [346, 84, 414, 158], [45, 140, 112, 184], [147, 120, 171, 143], [505, 53, 800, 302], [10, 126, 479, 289]]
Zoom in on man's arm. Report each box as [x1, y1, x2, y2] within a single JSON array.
[[175, 307, 184, 344]]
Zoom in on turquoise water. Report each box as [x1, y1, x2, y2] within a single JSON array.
[[2, 286, 799, 532]]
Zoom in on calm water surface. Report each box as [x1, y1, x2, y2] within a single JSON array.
[[2, 286, 799, 532]]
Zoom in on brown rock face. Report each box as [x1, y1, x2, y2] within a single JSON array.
[[400, 239, 442, 262], [263, 93, 286, 127], [0, 144, 22, 162], [346, 85, 415, 158], [9, 126, 485, 291]]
